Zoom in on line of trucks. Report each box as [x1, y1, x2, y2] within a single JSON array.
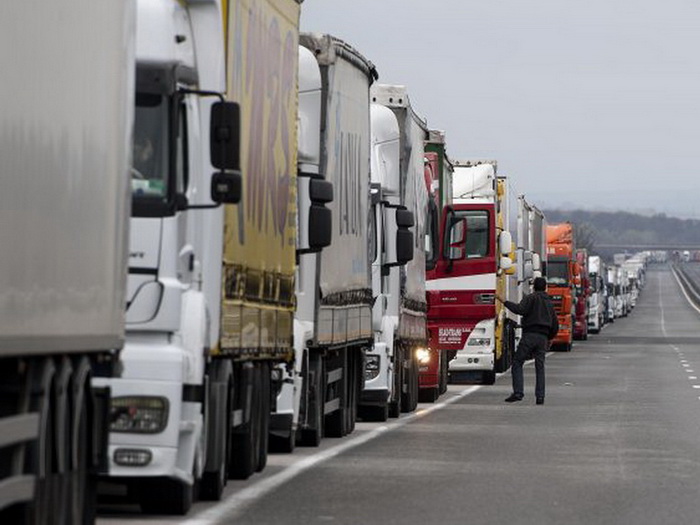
[[0, 0, 650, 521]]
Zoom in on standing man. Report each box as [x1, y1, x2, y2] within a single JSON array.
[[496, 276, 558, 405]]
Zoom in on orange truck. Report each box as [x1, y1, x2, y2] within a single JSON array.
[[545, 223, 579, 351]]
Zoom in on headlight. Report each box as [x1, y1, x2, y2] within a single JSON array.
[[110, 396, 169, 434], [467, 337, 491, 347], [113, 448, 152, 467], [365, 354, 380, 381], [415, 348, 431, 364]]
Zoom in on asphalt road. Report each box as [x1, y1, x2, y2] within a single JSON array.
[[99, 265, 700, 525]]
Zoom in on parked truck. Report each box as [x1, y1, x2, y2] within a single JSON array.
[[546, 223, 577, 351], [0, 1, 135, 522], [421, 130, 455, 400], [573, 249, 590, 340], [273, 33, 392, 445], [358, 84, 429, 416], [432, 161, 517, 385], [587, 255, 606, 333], [516, 196, 547, 301], [95, 0, 306, 514], [607, 264, 623, 319]]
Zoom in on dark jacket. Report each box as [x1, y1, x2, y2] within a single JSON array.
[[503, 291, 558, 338]]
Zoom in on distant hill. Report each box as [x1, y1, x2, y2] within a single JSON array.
[[542, 209, 700, 258]]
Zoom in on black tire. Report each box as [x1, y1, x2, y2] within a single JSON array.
[[325, 351, 347, 438], [200, 370, 232, 501], [401, 353, 418, 413], [388, 349, 402, 418], [438, 352, 448, 395], [419, 387, 439, 403], [299, 354, 324, 447], [140, 478, 193, 515], [346, 350, 361, 435], [358, 403, 388, 422], [269, 428, 296, 453], [200, 467, 226, 501], [255, 363, 270, 473], [28, 358, 57, 525], [482, 370, 497, 385], [69, 361, 94, 525], [229, 364, 256, 480]]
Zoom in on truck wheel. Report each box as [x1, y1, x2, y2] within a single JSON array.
[[358, 404, 389, 422], [69, 359, 95, 524], [345, 350, 361, 435], [388, 350, 402, 418], [269, 427, 296, 453], [325, 351, 348, 438], [401, 355, 418, 413], [255, 364, 270, 473], [229, 364, 256, 480], [140, 478, 193, 515], [419, 387, 439, 403], [482, 370, 497, 385], [299, 354, 324, 447], [201, 366, 232, 501], [438, 354, 447, 395], [27, 358, 57, 525]]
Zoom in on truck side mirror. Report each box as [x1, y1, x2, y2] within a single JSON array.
[[499, 256, 514, 271], [210, 101, 240, 171], [308, 179, 333, 249], [498, 230, 512, 256], [210, 101, 242, 204], [395, 208, 414, 265], [532, 253, 541, 272], [297, 176, 333, 253], [211, 172, 241, 204], [383, 205, 414, 271]]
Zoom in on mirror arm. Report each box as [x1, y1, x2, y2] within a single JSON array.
[[178, 88, 225, 103], [185, 202, 221, 210]]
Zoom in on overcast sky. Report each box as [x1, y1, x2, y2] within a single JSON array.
[[301, 0, 700, 218]]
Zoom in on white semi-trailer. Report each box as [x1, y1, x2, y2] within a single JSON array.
[[0, 1, 136, 522]]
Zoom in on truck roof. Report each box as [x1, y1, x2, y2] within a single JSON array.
[[546, 223, 574, 245], [300, 33, 378, 83], [452, 162, 496, 200]]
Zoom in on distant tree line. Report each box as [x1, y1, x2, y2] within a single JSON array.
[[543, 209, 700, 260]]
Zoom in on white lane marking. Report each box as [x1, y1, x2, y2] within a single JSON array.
[[682, 364, 690, 367], [687, 370, 694, 373], [689, 376, 697, 380], [680, 360, 688, 363], [184, 385, 483, 524], [659, 272, 668, 337], [693, 385, 700, 389]]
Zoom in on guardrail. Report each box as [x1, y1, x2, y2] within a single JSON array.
[[671, 263, 700, 308]]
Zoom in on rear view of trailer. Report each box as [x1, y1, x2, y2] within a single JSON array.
[[0, 0, 135, 521]]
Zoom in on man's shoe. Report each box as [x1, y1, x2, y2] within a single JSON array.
[[504, 394, 523, 403], [536, 398, 544, 405]]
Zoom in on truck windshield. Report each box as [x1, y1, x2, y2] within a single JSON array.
[[132, 93, 169, 200], [546, 260, 569, 286], [443, 210, 489, 260]]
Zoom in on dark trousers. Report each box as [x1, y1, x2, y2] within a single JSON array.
[[511, 332, 548, 399]]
